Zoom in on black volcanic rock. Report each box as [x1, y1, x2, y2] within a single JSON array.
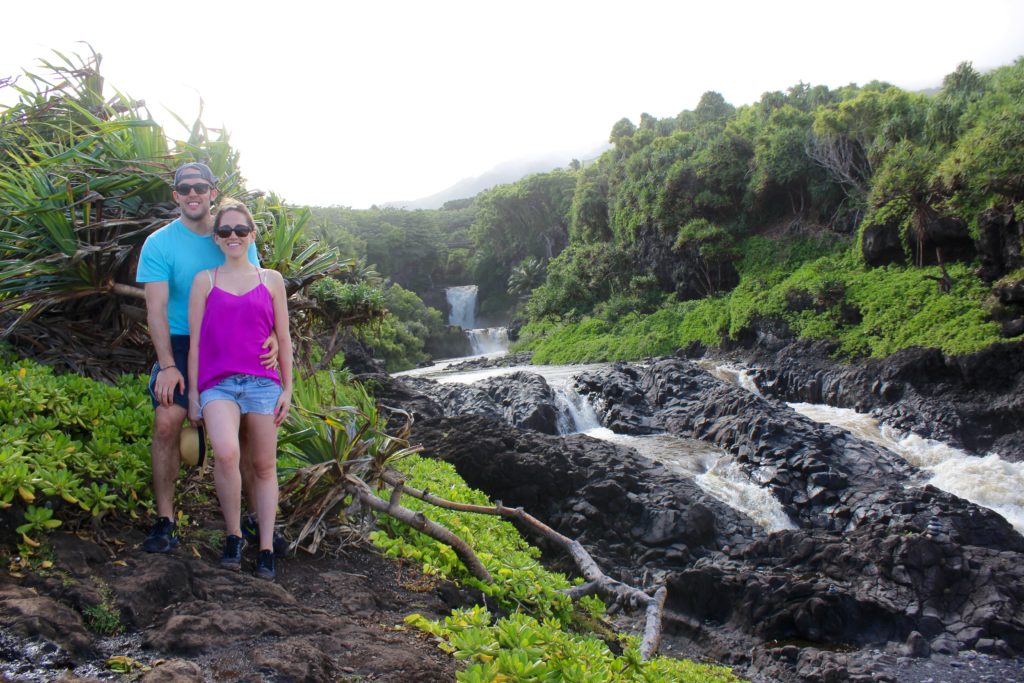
[[566, 358, 1024, 662], [410, 413, 761, 574], [742, 340, 1024, 462]]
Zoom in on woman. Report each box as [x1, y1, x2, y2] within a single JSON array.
[[187, 199, 292, 580]]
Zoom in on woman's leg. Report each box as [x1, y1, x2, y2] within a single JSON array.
[[242, 412, 279, 551], [204, 400, 243, 537]]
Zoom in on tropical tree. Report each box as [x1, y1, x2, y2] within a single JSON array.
[[0, 49, 353, 378], [506, 256, 547, 300]]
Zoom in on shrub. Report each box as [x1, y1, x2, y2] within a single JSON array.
[[0, 355, 153, 554]]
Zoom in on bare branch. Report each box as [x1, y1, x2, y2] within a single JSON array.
[[347, 475, 493, 583], [379, 470, 667, 659]]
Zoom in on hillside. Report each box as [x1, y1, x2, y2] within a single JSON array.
[[384, 146, 607, 209]]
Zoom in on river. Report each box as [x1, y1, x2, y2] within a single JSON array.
[[399, 354, 1024, 534]]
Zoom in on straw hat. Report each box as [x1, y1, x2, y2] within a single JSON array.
[[179, 424, 207, 468]]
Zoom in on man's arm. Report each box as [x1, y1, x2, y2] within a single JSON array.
[[187, 273, 210, 423], [145, 281, 184, 406]]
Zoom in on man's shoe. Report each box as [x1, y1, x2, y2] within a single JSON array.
[[142, 517, 179, 553], [255, 549, 276, 580], [241, 513, 290, 556], [221, 534, 246, 570]]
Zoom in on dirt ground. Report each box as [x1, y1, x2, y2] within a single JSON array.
[[1, 492, 466, 682]]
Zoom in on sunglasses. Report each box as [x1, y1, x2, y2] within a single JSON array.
[[175, 182, 212, 195], [214, 224, 253, 238]]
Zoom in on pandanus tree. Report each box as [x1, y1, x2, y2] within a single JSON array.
[[0, 48, 364, 379]]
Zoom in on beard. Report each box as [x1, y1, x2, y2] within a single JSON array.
[[181, 202, 209, 222]]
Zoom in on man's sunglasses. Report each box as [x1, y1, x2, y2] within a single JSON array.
[[175, 182, 212, 195], [214, 224, 253, 238]]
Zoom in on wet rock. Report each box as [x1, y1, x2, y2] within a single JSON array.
[[141, 659, 204, 682], [564, 357, 1024, 661], [904, 630, 931, 658], [399, 371, 561, 434], [410, 413, 761, 573], [0, 583, 93, 658]]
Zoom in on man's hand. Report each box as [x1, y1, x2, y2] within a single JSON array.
[[154, 366, 185, 407], [274, 388, 292, 427], [260, 334, 280, 370]]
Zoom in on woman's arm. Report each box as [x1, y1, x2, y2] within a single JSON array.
[[268, 270, 293, 427], [187, 271, 211, 424]]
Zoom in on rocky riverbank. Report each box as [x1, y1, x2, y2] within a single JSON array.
[[733, 336, 1024, 462], [386, 341, 1024, 683]]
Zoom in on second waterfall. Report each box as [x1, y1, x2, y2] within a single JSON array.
[[445, 285, 509, 356]]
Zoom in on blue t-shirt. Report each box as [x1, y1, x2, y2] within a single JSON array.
[[137, 219, 260, 336]]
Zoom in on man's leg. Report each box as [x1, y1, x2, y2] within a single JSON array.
[[144, 402, 186, 553], [151, 403, 187, 519], [239, 425, 257, 510]]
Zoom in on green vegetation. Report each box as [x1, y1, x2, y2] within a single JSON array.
[[0, 353, 152, 562], [82, 579, 123, 636], [512, 59, 1024, 362], [378, 458, 740, 681], [408, 608, 741, 682], [516, 233, 1010, 363]]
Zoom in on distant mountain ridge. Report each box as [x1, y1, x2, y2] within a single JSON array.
[[385, 145, 609, 210]]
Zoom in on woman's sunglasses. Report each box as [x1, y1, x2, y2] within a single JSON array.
[[175, 182, 212, 195], [214, 224, 253, 238]]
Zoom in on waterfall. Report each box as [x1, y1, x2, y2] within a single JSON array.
[[445, 285, 510, 356], [466, 327, 509, 355], [446, 285, 478, 328], [554, 385, 602, 434]]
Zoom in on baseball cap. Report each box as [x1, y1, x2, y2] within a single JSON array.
[[174, 162, 217, 186]]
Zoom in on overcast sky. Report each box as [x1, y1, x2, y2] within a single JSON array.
[[2, 1, 1023, 208]]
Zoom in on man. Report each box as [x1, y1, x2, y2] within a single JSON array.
[[137, 162, 276, 553]]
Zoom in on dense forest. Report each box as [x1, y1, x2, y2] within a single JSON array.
[[309, 59, 1023, 369]]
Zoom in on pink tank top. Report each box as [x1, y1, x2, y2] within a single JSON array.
[[197, 267, 280, 393]]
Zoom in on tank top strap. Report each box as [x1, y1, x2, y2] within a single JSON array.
[[257, 266, 267, 285], [207, 269, 216, 288]]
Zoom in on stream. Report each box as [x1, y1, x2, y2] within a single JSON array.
[[400, 354, 1024, 534]]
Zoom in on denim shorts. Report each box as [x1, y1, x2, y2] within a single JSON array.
[[199, 374, 282, 416], [148, 335, 190, 410]]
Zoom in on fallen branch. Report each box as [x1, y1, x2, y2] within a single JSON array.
[[380, 470, 667, 660], [347, 475, 492, 583]]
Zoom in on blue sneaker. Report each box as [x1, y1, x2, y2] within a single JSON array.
[[255, 549, 276, 580], [221, 534, 246, 570], [142, 517, 179, 553], [241, 513, 290, 556]]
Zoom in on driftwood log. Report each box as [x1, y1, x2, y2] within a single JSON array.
[[379, 470, 668, 660]]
